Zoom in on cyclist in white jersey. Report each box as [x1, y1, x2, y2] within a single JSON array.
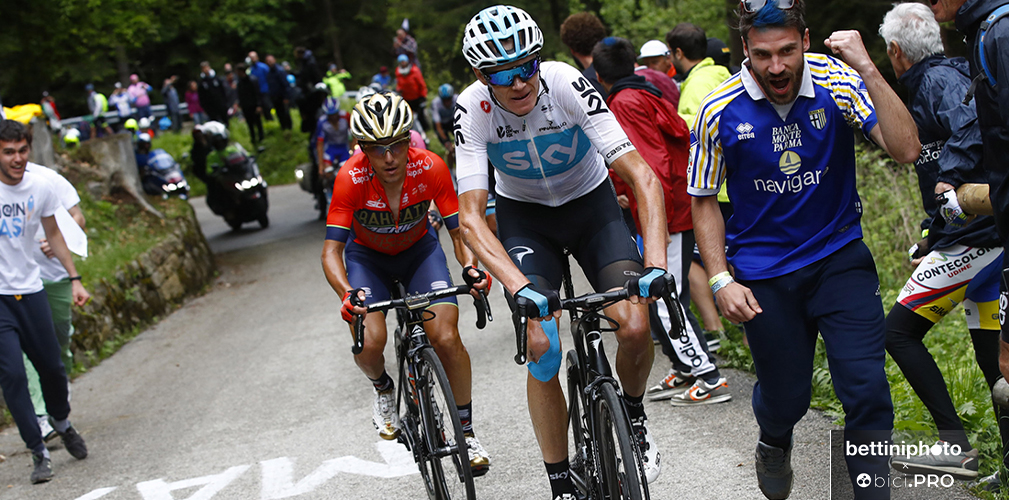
[[454, 6, 673, 498]]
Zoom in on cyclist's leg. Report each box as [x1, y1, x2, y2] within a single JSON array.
[[495, 196, 568, 465], [403, 231, 469, 405], [568, 183, 651, 399], [343, 242, 394, 380], [889, 245, 1000, 448]]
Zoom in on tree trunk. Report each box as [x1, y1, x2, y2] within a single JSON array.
[[321, 0, 344, 68], [115, 44, 131, 86], [547, 0, 570, 34], [726, 0, 743, 67]]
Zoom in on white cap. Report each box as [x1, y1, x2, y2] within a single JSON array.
[[638, 40, 669, 60]]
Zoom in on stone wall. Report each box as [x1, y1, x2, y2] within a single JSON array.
[[70, 205, 215, 362]]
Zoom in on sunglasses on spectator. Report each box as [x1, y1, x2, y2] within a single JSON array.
[[361, 136, 411, 157], [740, 0, 795, 13], [482, 57, 541, 87]]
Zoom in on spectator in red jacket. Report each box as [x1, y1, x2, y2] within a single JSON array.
[[635, 40, 680, 109], [395, 54, 429, 132], [594, 36, 731, 407]]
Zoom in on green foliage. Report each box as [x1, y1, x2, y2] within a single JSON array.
[[595, 0, 730, 49], [74, 194, 190, 289], [151, 111, 308, 197]]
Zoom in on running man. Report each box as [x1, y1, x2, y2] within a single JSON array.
[[0, 119, 90, 484], [688, 0, 920, 498], [454, 6, 671, 498], [320, 92, 492, 475]]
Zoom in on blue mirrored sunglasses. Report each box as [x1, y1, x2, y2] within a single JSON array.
[[482, 57, 540, 87], [740, 0, 795, 13]]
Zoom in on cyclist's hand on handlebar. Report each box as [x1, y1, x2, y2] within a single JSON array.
[[514, 284, 562, 320], [630, 267, 673, 305], [341, 288, 368, 323], [462, 266, 492, 298], [715, 281, 762, 323]]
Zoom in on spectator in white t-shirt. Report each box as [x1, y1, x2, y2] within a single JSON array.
[[0, 120, 90, 484], [23, 163, 86, 443]]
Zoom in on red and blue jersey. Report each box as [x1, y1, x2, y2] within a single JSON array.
[[325, 148, 459, 255], [687, 53, 878, 280]]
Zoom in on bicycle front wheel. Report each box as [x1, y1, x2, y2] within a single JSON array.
[[416, 347, 476, 500], [592, 383, 648, 500]]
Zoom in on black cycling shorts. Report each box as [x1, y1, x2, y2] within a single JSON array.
[[495, 179, 643, 293]]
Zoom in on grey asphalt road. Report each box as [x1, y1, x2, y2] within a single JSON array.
[[0, 184, 979, 499]]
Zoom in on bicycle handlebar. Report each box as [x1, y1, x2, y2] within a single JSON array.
[[510, 275, 682, 366], [350, 285, 492, 355]]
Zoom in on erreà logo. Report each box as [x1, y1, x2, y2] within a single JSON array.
[[736, 122, 755, 140]]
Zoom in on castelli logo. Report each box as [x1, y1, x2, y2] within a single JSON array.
[[481, 101, 492, 113]]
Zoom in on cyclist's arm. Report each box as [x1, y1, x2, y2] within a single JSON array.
[[447, 227, 477, 270], [610, 151, 667, 272], [459, 189, 534, 297], [691, 195, 761, 322], [321, 239, 353, 298]]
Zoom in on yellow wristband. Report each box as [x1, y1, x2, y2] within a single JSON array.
[[708, 271, 731, 288]]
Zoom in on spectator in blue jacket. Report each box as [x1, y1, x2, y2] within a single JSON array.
[[265, 54, 292, 130], [247, 51, 274, 121], [879, 2, 1007, 486]]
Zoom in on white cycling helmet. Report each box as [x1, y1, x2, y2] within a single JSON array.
[[355, 85, 377, 103], [462, 5, 544, 70], [350, 91, 414, 142]]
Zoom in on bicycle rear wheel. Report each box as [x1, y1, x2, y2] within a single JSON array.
[[592, 383, 648, 500], [416, 348, 476, 500]]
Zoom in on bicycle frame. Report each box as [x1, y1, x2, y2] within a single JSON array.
[[350, 283, 490, 500]]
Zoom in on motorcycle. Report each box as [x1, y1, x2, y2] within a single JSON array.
[[140, 148, 190, 199], [207, 145, 270, 231]]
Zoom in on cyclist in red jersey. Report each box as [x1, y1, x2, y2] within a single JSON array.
[[321, 92, 492, 475]]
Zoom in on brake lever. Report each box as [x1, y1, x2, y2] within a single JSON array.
[[351, 315, 365, 355], [512, 309, 528, 365], [350, 293, 366, 355], [474, 289, 487, 330]]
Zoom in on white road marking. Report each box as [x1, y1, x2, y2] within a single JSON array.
[[72, 487, 117, 500], [136, 465, 250, 500], [74, 443, 417, 500]]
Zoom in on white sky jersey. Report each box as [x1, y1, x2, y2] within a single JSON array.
[[27, 163, 81, 282], [0, 170, 60, 294], [454, 61, 635, 207]]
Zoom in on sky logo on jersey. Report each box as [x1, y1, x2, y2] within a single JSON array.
[[487, 126, 591, 179]]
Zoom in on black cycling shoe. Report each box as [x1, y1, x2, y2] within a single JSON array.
[[31, 452, 53, 484], [57, 425, 88, 460], [755, 440, 793, 500]]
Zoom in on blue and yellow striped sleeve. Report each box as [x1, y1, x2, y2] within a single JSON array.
[[687, 76, 745, 197], [808, 54, 878, 137]]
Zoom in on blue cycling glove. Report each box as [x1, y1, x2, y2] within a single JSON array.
[[635, 267, 673, 299], [514, 284, 560, 318]]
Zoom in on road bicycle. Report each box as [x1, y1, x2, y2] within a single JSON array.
[[511, 255, 682, 500], [351, 283, 490, 500]]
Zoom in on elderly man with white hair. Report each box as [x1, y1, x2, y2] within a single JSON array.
[[879, 2, 1008, 487]]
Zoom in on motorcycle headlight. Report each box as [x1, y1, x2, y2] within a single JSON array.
[[294, 169, 304, 180]]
